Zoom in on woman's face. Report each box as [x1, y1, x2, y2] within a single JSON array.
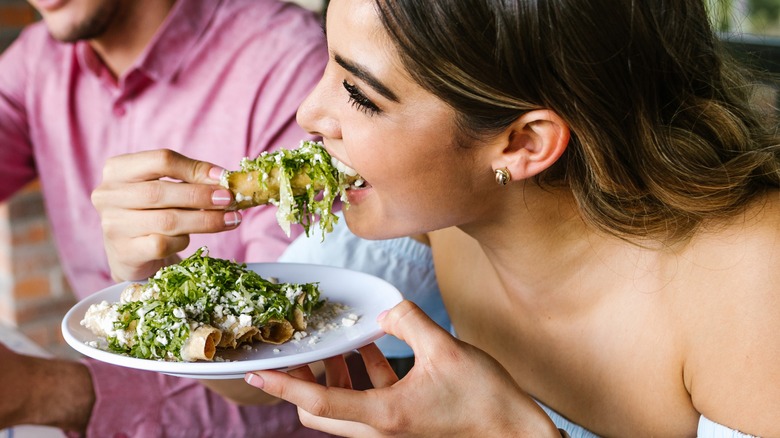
[[297, 0, 497, 239]]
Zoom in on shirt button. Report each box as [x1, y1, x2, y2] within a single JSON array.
[[113, 106, 126, 116]]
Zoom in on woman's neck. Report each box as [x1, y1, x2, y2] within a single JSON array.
[[458, 182, 639, 306]]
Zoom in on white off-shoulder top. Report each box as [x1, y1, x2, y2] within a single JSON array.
[[539, 400, 759, 437]]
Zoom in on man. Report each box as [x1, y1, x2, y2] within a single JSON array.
[[0, 0, 330, 435]]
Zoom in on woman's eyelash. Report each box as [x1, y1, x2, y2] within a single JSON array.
[[342, 80, 381, 115]]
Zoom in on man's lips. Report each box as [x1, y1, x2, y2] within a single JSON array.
[[33, 0, 68, 12]]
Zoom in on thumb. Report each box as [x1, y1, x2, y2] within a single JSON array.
[[377, 300, 453, 355]]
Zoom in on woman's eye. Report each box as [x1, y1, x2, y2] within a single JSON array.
[[342, 80, 381, 116]]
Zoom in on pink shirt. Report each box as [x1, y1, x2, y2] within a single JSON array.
[[0, 0, 324, 299], [0, 0, 331, 436]]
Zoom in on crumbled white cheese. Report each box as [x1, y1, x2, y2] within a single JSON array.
[[341, 313, 359, 327], [238, 314, 252, 328]]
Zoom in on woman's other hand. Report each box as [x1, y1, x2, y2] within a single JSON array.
[[245, 300, 561, 437], [91, 149, 240, 282]]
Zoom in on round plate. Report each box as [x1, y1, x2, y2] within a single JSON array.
[[62, 263, 402, 379]]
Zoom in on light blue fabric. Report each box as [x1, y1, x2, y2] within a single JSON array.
[[698, 416, 759, 437], [536, 400, 600, 438], [278, 213, 449, 358]]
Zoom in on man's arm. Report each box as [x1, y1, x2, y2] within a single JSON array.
[[0, 344, 94, 432]]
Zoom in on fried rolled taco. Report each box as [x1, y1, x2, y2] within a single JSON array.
[[220, 140, 364, 238], [80, 247, 324, 362]]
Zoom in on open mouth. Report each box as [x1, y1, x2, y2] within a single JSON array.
[[331, 156, 371, 190]]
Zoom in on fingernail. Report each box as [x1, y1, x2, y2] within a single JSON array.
[[208, 166, 226, 182], [224, 211, 242, 227], [245, 373, 264, 388], [377, 310, 389, 322], [212, 189, 232, 206]]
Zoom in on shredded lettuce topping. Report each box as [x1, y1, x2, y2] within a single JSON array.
[[237, 140, 352, 239], [105, 247, 323, 361]]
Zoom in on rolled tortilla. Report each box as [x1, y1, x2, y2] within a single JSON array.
[[223, 167, 339, 210], [291, 307, 306, 331], [217, 330, 236, 349], [120, 283, 146, 303], [255, 319, 295, 345], [181, 325, 222, 361], [216, 325, 261, 349], [81, 301, 115, 338], [290, 294, 307, 331], [235, 326, 260, 347]]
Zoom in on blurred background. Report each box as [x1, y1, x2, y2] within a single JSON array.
[[709, 0, 780, 35], [0, 0, 777, 360]]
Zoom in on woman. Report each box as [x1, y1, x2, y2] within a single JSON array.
[[94, 0, 779, 436], [239, 0, 780, 436]]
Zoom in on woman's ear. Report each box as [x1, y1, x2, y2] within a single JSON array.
[[492, 109, 570, 181]]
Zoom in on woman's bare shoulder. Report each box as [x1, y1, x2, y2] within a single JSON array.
[[680, 193, 780, 435]]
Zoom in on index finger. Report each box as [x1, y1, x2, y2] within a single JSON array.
[[102, 149, 223, 185], [247, 369, 387, 424]]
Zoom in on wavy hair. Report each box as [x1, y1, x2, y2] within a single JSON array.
[[374, 0, 780, 242]]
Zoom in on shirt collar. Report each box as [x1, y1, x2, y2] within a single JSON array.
[[76, 0, 221, 84]]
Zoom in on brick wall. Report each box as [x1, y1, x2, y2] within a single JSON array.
[[0, 0, 36, 50], [0, 1, 78, 359], [0, 183, 76, 358]]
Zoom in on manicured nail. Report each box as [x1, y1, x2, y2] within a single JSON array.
[[245, 373, 264, 388], [377, 310, 389, 322], [208, 166, 226, 182], [224, 211, 242, 227], [212, 189, 232, 206]]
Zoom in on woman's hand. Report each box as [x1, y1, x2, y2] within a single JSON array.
[[245, 300, 560, 437], [92, 149, 241, 282]]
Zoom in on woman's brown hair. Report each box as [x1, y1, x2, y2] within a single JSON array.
[[374, 0, 780, 243]]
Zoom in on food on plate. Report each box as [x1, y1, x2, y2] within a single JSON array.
[[80, 247, 323, 362], [220, 140, 364, 238]]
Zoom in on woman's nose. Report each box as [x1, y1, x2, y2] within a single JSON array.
[[297, 79, 341, 140]]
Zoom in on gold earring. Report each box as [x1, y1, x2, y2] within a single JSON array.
[[494, 168, 511, 186]]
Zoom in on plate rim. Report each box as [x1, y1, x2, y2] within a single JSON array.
[[62, 262, 402, 378]]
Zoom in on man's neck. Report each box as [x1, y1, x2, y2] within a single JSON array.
[[89, 0, 177, 78]]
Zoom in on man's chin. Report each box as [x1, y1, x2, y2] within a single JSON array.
[[42, 2, 118, 43], [48, 28, 105, 44]]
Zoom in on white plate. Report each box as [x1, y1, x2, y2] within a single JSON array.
[[62, 263, 402, 379]]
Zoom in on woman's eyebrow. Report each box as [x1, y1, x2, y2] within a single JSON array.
[[334, 53, 400, 103]]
